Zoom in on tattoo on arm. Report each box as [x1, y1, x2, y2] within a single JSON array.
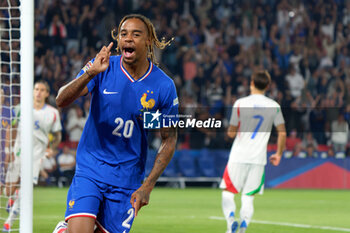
[[144, 127, 177, 188]]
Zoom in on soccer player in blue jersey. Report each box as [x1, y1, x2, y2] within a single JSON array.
[[53, 14, 178, 233]]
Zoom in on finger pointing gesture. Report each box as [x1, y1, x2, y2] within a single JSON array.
[[89, 42, 114, 76]]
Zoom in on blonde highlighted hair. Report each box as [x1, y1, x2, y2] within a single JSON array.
[[111, 14, 173, 65]]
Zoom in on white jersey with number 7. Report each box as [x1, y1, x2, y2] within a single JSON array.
[[228, 94, 285, 165]]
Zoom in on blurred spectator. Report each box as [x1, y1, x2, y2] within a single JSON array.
[[331, 113, 349, 153], [206, 76, 224, 109], [203, 25, 220, 49], [285, 65, 305, 99], [182, 47, 197, 91], [83, 98, 91, 118], [319, 49, 334, 69], [87, 28, 103, 51], [66, 105, 86, 144], [327, 147, 336, 158], [301, 132, 318, 152], [5, 0, 347, 155], [321, 15, 336, 42], [189, 110, 210, 149], [57, 145, 76, 186], [48, 14, 67, 55], [286, 129, 302, 151], [306, 144, 318, 158], [40, 154, 59, 186], [309, 102, 327, 144], [344, 104, 350, 125], [65, 15, 80, 53]]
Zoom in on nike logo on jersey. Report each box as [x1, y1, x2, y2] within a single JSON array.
[[103, 89, 119, 94]]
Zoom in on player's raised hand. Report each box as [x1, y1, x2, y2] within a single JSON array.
[[269, 153, 281, 166], [130, 186, 151, 217], [89, 42, 113, 76]]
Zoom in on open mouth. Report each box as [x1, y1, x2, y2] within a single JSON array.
[[123, 47, 135, 58]]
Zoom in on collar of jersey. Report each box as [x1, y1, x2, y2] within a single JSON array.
[[120, 56, 153, 83], [36, 104, 47, 110]]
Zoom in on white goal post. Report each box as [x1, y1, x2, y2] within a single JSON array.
[[0, 0, 33, 232], [20, 0, 34, 232]]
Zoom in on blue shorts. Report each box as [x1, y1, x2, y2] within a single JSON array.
[[65, 175, 136, 233]]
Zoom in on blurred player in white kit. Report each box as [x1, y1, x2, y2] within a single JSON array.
[[3, 80, 62, 232], [220, 71, 286, 233]]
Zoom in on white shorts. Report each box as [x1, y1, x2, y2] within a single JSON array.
[[5, 159, 20, 184], [5, 158, 43, 185], [220, 163, 265, 195]]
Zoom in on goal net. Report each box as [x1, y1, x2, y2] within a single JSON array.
[[1, 0, 33, 232]]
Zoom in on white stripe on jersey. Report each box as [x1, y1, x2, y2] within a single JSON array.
[[228, 94, 284, 165]]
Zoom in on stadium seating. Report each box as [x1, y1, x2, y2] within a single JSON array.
[[145, 149, 350, 189], [197, 149, 217, 177], [162, 151, 179, 177], [177, 150, 198, 177]]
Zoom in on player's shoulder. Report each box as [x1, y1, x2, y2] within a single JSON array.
[[109, 55, 121, 65], [109, 55, 121, 61], [45, 104, 60, 113], [242, 94, 280, 107], [150, 64, 175, 87], [234, 95, 251, 106], [151, 64, 172, 81], [262, 95, 281, 108]]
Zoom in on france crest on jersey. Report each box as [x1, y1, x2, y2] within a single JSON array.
[[75, 55, 178, 189]]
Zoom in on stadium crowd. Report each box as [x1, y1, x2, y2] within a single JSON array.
[[1, 0, 350, 179]]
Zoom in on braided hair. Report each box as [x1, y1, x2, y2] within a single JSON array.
[[111, 14, 173, 65]]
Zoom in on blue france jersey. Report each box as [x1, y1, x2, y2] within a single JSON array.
[[75, 56, 178, 189]]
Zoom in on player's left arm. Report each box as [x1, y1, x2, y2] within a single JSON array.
[[46, 131, 61, 158], [130, 126, 177, 217], [227, 100, 239, 138], [269, 123, 286, 166], [47, 109, 63, 157], [51, 131, 62, 149]]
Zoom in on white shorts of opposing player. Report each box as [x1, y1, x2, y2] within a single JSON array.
[[220, 163, 264, 233], [6, 156, 44, 185]]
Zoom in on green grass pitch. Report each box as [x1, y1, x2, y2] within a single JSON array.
[[2, 187, 350, 233]]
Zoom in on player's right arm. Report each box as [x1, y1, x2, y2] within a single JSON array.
[[269, 123, 286, 166], [269, 104, 286, 166], [131, 126, 177, 217], [56, 42, 113, 108]]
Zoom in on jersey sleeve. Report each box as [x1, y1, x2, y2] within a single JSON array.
[[159, 80, 179, 125], [273, 105, 285, 126], [229, 100, 240, 126], [51, 108, 62, 132], [75, 58, 99, 93]]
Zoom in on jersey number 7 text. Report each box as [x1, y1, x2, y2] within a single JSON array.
[[251, 115, 264, 139]]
